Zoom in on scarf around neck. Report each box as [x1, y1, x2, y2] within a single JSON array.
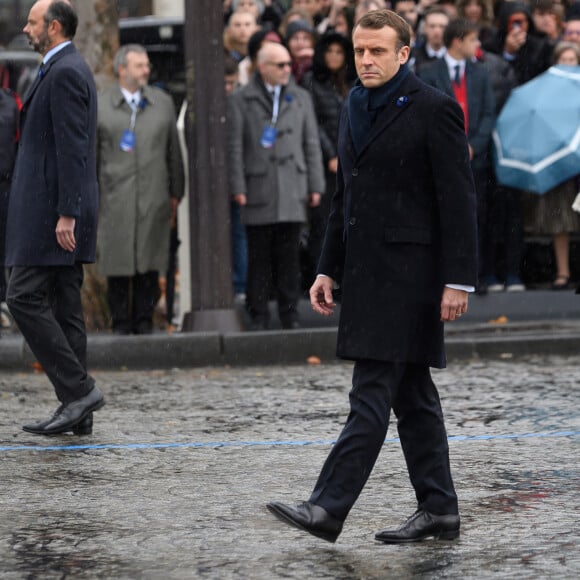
[[348, 63, 410, 155]]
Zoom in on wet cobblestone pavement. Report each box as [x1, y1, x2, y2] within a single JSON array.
[[0, 356, 579, 579]]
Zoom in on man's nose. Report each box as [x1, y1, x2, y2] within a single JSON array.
[[361, 51, 373, 65]]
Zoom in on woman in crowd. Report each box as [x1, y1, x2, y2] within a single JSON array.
[[457, 0, 496, 45], [224, 0, 286, 28], [285, 19, 317, 84], [525, 41, 580, 289], [301, 31, 356, 282], [334, 3, 356, 37], [278, 7, 314, 39]]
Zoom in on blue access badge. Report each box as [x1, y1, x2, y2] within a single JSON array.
[[120, 129, 135, 152], [260, 125, 277, 149]]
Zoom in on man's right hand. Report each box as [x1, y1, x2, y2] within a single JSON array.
[[233, 193, 247, 206], [310, 275, 336, 316], [504, 27, 526, 55]]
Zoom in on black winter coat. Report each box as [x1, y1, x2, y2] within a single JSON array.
[[318, 73, 478, 368]]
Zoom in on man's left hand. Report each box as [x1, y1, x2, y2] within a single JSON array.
[[309, 192, 321, 208], [56, 216, 76, 252], [440, 287, 468, 322]]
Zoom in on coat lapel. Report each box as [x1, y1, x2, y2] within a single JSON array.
[[465, 61, 477, 116], [437, 60, 455, 98], [23, 44, 76, 107], [244, 75, 274, 117], [356, 74, 420, 159]]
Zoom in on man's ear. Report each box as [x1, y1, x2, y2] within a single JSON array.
[[398, 45, 411, 64], [47, 18, 62, 38]]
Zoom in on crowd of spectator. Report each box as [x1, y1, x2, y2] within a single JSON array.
[[223, 0, 580, 313], [2, 1, 580, 335]]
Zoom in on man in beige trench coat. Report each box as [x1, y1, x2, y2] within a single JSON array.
[[97, 44, 184, 334]]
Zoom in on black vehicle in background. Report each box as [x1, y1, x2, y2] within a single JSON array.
[[119, 16, 185, 108]]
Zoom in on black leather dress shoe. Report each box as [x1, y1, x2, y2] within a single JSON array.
[[375, 510, 460, 543], [23, 387, 105, 436], [267, 501, 343, 543], [23, 409, 93, 435]]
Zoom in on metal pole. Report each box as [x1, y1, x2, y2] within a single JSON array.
[[182, 0, 242, 332]]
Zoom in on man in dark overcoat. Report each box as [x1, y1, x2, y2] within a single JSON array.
[[268, 9, 477, 544], [5, 0, 104, 435], [418, 18, 495, 289]]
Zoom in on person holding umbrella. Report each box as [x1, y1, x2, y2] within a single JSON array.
[[524, 41, 580, 290]]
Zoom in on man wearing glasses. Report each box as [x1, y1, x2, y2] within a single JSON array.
[[227, 42, 324, 330], [563, 16, 580, 47]]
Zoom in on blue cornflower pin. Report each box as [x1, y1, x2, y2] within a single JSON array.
[[285, 93, 293, 103], [138, 98, 148, 110], [396, 96, 408, 107]]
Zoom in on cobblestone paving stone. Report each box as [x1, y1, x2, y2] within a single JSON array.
[[0, 355, 579, 579]]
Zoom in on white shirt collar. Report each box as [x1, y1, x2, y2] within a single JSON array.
[[444, 53, 466, 81], [120, 88, 142, 107], [43, 40, 72, 65], [264, 82, 281, 98], [426, 44, 446, 59]]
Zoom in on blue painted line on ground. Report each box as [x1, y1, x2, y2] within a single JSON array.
[[0, 430, 578, 454]]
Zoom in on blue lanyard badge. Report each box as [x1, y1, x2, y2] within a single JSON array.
[[260, 125, 277, 148], [119, 101, 139, 152], [260, 88, 281, 148], [120, 129, 135, 152]]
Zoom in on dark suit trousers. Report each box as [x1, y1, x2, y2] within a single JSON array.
[[107, 271, 159, 334], [309, 359, 458, 521], [245, 223, 301, 327], [7, 265, 93, 404]]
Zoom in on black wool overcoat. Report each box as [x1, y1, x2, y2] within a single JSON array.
[[318, 72, 478, 368]]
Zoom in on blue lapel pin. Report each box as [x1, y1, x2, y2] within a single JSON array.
[[396, 96, 408, 107]]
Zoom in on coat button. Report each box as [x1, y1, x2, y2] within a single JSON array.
[[349, 217, 357, 226], [352, 168, 358, 176]]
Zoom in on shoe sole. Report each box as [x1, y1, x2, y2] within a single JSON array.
[[375, 529, 460, 544], [266, 504, 339, 543], [23, 423, 93, 436]]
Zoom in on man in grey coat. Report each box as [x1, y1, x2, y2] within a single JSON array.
[[227, 42, 325, 330], [97, 44, 184, 335]]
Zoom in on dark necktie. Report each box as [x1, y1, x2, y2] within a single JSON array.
[[453, 64, 461, 87]]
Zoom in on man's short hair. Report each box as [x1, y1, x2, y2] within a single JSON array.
[[355, 9, 412, 51], [424, 6, 451, 22], [443, 18, 479, 49], [224, 53, 240, 76], [227, 8, 258, 27], [45, 1, 78, 39], [232, 0, 265, 15], [532, 0, 554, 13], [113, 44, 148, 76]]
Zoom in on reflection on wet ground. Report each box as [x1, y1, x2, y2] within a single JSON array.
[[0, 356, 578, 578]]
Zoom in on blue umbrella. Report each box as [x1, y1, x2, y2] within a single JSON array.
[[492, 65, 580, 194]]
